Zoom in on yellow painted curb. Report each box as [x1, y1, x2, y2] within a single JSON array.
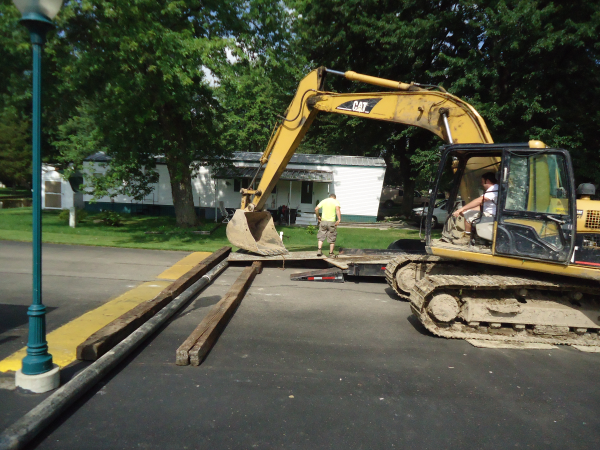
[[0, 281, 171, 373], [157, 252, 212, 280]]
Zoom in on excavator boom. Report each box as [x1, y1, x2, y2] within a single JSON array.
[[226, 67, 493, 255], [226, 67, 600, 350]]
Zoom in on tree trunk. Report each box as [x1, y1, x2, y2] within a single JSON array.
[[166, 159, 198, 228], [399, 142, 415, 217]]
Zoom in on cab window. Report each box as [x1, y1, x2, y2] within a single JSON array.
[[505, 153, 569, 215]]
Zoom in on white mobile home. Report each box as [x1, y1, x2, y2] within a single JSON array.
[[41, 164, 84, 211], [79, 152, 386, 223]]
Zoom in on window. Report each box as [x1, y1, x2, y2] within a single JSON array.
[[44, 181, 61, 208], [505, 153, 569, 215], [496, 152, 573, 261]]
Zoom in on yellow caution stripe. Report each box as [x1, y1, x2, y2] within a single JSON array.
[[0, 281, 171, 373], [0, 251, 211, 373], [156, 252, 212, 281]]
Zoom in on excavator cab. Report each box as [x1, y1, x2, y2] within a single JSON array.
[[426, 143, 577, 266]]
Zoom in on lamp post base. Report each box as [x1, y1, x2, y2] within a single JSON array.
[[15, 364, 60, 393]]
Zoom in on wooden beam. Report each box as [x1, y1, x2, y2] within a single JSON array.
[[77, 247, 231, 361], [323, 258, 349, 270], [228, 251, 323, 261], [176, 261, 262, 366]]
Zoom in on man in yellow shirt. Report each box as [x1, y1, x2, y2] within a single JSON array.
[[314, 194, 342, 257]]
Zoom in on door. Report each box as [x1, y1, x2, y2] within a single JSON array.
[[301, 181, 313, 204], [494, 150, 575, 262]]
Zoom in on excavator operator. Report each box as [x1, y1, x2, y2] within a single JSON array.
[[452, 172, 499, 245]]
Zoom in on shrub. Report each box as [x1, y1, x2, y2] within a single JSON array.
[[58, 209, 70, 221], [306, 225, 316, 235], [58, 208, 88, 223], [100, 210, 123, 227]]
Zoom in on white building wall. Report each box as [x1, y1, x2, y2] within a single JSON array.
[[330, 165, 385, 217], [153, 164, 168, 205], [41, 165, 75, 210], [82, 159, 385, 220], [82, 163, 141, 205]]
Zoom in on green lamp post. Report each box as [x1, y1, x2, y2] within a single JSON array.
[[13, 0, 63, 393]]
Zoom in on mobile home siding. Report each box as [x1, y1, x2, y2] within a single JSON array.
[[331, 165, 384, 219], [78, 153, 386, 222]]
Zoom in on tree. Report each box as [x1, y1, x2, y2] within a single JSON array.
[[437, 1, 600, 183], [216, 1, 309, 155], [289, 0, 461, 215], [49, 0, 245, 226], [0, 106, 31, 187], [290, 0, 600, 214], [1, 0, 68, 174], [0, 0, 31, 187]]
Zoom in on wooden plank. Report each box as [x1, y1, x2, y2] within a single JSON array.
[[176, 261, 262, 366], [228, 250, 394, 267], [228, 251, 322, 262], [323, 258, 349, 270], [77, 247, 231, 361]]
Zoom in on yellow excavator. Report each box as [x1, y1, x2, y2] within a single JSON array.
[[226, 67, 600, 346]]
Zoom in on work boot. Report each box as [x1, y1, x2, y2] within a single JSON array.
[[329, 252, 336, 258], [317, 249, 322, 257]]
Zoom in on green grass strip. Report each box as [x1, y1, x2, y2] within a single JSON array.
[[0, 207, 431, 252]]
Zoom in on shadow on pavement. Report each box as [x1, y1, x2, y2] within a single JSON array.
[[0, 304, 57, 335]]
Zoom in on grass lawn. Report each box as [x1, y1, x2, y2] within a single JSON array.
[[0, 207, 429, 252]]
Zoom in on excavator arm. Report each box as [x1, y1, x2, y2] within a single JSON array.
[[226, 67, 493, 255]]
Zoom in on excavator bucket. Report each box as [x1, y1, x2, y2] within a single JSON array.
[[226, 210, 288, 256]]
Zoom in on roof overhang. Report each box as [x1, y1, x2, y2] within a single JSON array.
[[213, 168, 333, 182]]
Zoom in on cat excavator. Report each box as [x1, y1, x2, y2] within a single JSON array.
[[226, 67, 600, 347]]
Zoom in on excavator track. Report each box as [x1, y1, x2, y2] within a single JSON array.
[[409, 273, 600, 346], [385, 254, 474, 300], [385, 254, 442, 299]]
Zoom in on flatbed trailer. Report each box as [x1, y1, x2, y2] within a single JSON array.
[[228, 240, 427, 283]]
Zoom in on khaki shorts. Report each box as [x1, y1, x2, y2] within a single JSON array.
[[317, 221, 338, 243], [465, 211, 493, 224]]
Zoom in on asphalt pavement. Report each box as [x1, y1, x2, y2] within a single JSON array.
[[1, 242, 600, 449], [0, 241, 189, 432]]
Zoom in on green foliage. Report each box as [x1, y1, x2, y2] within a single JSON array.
[[57, 208, 88, 223], [57, 209, 69, 222], [288, 0, 600, 193], [305, 224, 317, 235], [0, 187, 31, 198], [288, 0, 458, 214], [215, 2, 308, 154], [77, 209, 88, 223], [99, 210, 123, 227], [47, 0, 249, 226], [54, 101, 106, 179], [0, 207, 427, 251], [0, 0, 31, 112], [434, 1, 600, 182], [0, 106, 30, 186], [4, 0, 600, 231]]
